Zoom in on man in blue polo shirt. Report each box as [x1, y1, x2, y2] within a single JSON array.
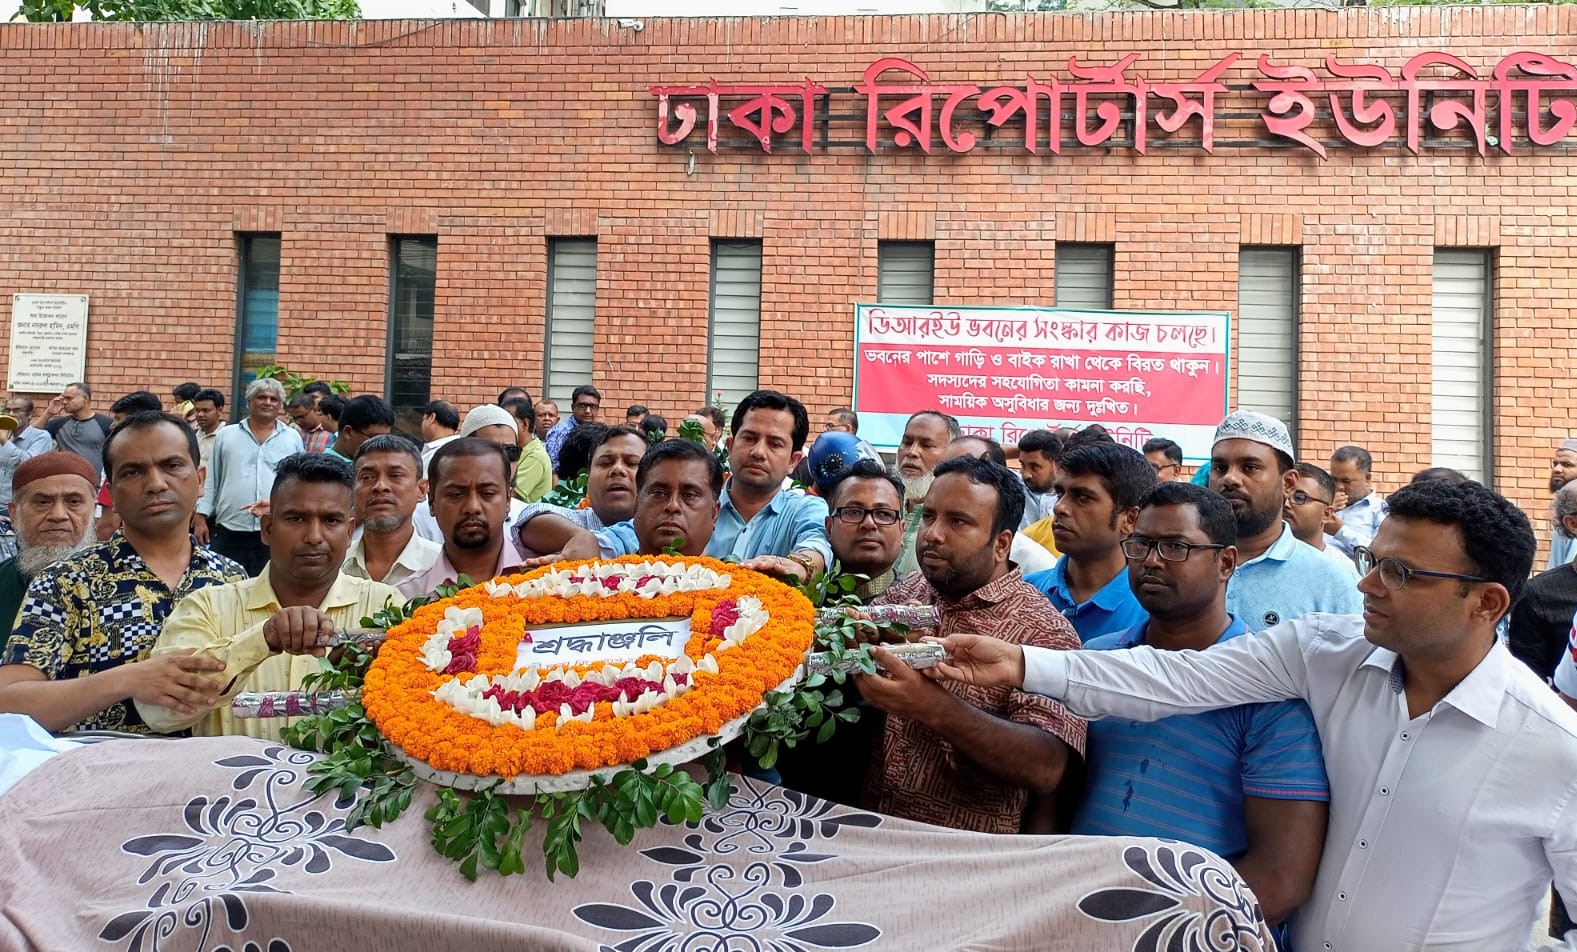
[[1207, 410, 1362, 630], [1025, 441, 1154, 643], [1075, 481, 1329, 927]]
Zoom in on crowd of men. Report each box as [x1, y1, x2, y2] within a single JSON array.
[[1, 375, 1576, 950]]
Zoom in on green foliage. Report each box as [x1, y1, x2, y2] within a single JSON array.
[[676, 418, 708, 447], [15, 0, 357, 21], [542, 470, 589, 510], [252, 364, 352, 400]]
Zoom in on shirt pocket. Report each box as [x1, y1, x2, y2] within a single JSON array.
[[96, 598, 159, 662]]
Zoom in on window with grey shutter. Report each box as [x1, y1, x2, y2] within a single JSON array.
[[1431, 250, 1493, 483], [544, 239, 597, 402], [708, 240, 763, 410], [233, 233, 281, 421], [388, 236, 438, 435], [1236, 247, 1300, 433], [1054, 243, 1114, 309], [877, 241, 934, 305]]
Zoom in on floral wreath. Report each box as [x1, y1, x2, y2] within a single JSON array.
[[362, 555, 816, 784]]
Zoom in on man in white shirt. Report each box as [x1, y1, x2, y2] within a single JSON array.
[[341, 435, 439, 589], [932, 478, 1577, 952], [1326, 444, 1386, 557], [1284, 462, 1361, 579]]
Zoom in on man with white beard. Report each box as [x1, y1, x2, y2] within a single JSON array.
[[0, 453, 97, 647], [893, 411, 959, 576]]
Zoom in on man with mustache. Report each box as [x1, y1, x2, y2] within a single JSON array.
[[398, 438, 527, 598], [139, 454, 400, 740], [893, 410, 959, 577], [1073, 482, 1328, 927], [823, 458, 907, 601], [0, 411, 246, 733], [631, 440, 722, 556], [857, 455, 1085, 834], [1025, 441, 1155, 643], [342, 435, 439, 588], [195, 377, 305, 576], [1548, 439, 1577, 570], [1206, 410, 1361, 630], [935, 479, 1577, 952], [411, 404, 529, 542], [510, 425, 647, 557], [0, 453, 98, 647]]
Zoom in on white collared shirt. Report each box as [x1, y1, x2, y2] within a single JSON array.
[[1329, 491, 1386, 556], [1023, 613, 1577, 952], [342, 530, 441, 588]]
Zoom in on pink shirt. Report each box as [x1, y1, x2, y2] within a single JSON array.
[[395, 536, 527, 600]]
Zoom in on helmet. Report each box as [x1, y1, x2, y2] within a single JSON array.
[[806, 431, 883, 495]]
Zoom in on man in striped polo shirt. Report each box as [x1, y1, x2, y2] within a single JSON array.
[[1072, 481, 1330, 927]]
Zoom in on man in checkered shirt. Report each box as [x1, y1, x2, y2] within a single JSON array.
[[0, 411, 246, 734]]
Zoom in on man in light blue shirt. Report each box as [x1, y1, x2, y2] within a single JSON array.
[[597, 391, 829, 582], [194, 378, 304, 576], [1326, 445, 1386, 557], [1024, 441, 1155, 643], [543, 384, 601, 473], [1207, 411, 1362, 630], [1548, 439, 1577, 570]]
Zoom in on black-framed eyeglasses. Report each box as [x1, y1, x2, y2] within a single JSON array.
[[574, 402, 600, 411], [1288, 489, 1332, 507], [830, 506, 902, 527], [1121, 536, 1227, 562], [1353, 547, 1489, 591]]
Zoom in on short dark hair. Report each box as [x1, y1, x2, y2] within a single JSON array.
[[421, 400, 460, 431], [1385, 479, 1534, 607], [1410, 466, 1468, 486], [301, 381, 334, 398], [626, 404, 649, 417], [641, 414, 668, 441], [193, 388, 225, 409], [429, 436, 510, 487], [340, 395, 395, 433], [111, 391, 163, 416], [1293, 462, 1337, 500], [829, 407, 858, 433], [497, 386, 531, 405], [1060, 425, 1116, 460], [828, 458, 904, 507], [571, 385, 602, 405], [932, 455, 1025, 538], [1332, 445, 1373, 475], [1137, 481, 1237, 546], [172, 382, 201, 402], [355, 432, 423, 468], [501, 397, 535, 432], [270, 452, 354, 505], [694, 406, 726, 429], [637, 438, 725, 498], [556, 422, 610, 480], [1018, 429, 1064, 461], [287, 392, 317, 411], [1142, 437, 1184, 466], [1057, 442, 1158, 513], [732, 390, 810, 452], [104, 411, 198, 480], [907, 410, 962, 441], [318, 395, 346, 424]]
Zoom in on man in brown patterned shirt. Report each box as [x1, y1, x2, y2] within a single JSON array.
[[859, 454, 1086, 834]]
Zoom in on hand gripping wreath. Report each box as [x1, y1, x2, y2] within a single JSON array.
[[362, 556, 816, 794]]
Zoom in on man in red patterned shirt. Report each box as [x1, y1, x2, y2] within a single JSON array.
[[859, 454, 1086, 834]]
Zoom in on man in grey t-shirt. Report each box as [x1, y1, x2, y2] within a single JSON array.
[[42, 382, 113, 483]]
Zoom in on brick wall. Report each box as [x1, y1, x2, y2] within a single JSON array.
[[1, 9, 1574, 545]]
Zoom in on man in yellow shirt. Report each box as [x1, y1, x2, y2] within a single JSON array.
[[139, 453, 400, 740]]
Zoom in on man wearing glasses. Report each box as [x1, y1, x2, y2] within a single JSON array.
[[544, 385, 602, 472], [1283, 462, 1361, 577], [1076, 481, 1328, 928], [933, 478, 1577, 952], [822, 459, 907, 601]]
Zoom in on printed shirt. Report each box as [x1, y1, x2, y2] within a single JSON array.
[[1, 533, 247, 733], [298, 425, 333, 454], [1328, 491, 1387, 557], [341, 530, 442, 589], [196, 421, 306, 533], [513, 502, 606, 559], [1225, 522, 1363, 632], [1026, 613, 1577, 952], [1026, 555, 1149, 645], [543, 418, 580, 470], [1073, 615, 1330, 858], [863, 567, 1087, 835], [138, 568, 400, 740]]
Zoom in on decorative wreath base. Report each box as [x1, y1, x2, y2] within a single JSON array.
[[388, 668, 802, 795]]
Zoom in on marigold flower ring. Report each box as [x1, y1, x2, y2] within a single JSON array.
[[362, 555, 817, 794]]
